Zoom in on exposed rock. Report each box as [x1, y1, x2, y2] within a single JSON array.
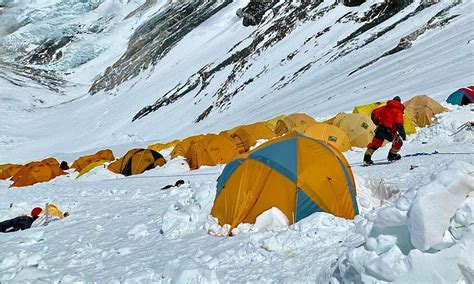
[[341, 0, 366, 7], [236, 0, 274, 27], [27, 36, 74, 65], [89, 0, 233, 95]]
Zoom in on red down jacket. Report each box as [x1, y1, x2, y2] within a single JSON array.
[[372, 99, 404, 130]]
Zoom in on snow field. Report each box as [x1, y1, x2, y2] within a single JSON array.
[[0, 107, 472, 282]]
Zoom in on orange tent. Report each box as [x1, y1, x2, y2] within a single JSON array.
[[229, 122, 276, 153], [302, 123, 352, 152], [71, 149, 115, 172], [264, 114, 286, 130], [171, 134, 206, 159], [147, 140, 180, 152], [274, 113, 317, 136], [333, 113, 376, 148], [186, 134, 240, 170], [11, 158, 65, 187], [108, 148, 166, 176], [0, 164, 23, 180], [404, 95, 448, 127]]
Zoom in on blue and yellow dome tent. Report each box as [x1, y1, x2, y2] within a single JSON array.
[[211, 132, 358, 230]]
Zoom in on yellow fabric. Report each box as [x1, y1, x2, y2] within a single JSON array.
[[107, 148, 141, 174], [128, 150, 165, 175], [229, 122, 276, 153], [76, 160, 107, 178], [0, 164, 22, 180], [274, 113, 317, 136], [302, 123, 351, 152], [108, 148, 166, 175], [211, 132, 357, 231], [297, 138, 356, 219], [187, 134, 239, 170], [330, 112, 349, 127], [404, 95, 448, 127], [11, 158, 64, 187], [353, 101, 417, 134], [0, 163, 13, 172], [211, 159, 296, 228], [171, 135, 206, 159], [41, 158, 65, 177], [147, 140, 180, 152], [335, 113, 376, 148], [264, 114, 286, 130], [71, 149, 115, 172], [44, 203, 65, 219]]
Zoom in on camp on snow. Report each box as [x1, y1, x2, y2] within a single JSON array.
[[71, 149, 115, 172], [108, 148, 166, 176], [10, 158, 65, 187], [301, 123, 351, 152], [330, 113, 376, 148], [211, 132, 358, 231], [404, 95, 448, 127], [274, 113, 317, 136], [446, 86, 474, 106]]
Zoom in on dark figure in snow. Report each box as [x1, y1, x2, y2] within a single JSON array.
[[60, 161, 69, 171], [161, 179, 185, 190], [364, 96, 407, 166], [0, 207, 42, 233]]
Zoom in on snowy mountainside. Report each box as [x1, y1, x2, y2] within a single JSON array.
[[0, 0, 473, 162]]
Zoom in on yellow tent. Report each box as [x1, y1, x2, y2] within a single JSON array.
[[0, 164, 23, 180], [76, 160, 107, 178], [211, 132, 358, 232], [170, 135, 206, 159], [147, 140, 180, 152], [334, 113, 376, 148], [302, 123, 351, 152], [353, 101, 417, 134], [274, 113, 317, 136], [43, 203, 67, 219], [11, 158, 65, 188], [265, 114, 286, 130], [108, 148, 166, 176], [71, 149, 115, 172], [404, 95, 448, 127], [229, 122, 276, 153], [186, 134, 240, 170]]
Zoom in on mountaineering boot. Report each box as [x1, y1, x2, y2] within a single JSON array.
[[387, 151, 401, 162], [363, 153, 374, 166]]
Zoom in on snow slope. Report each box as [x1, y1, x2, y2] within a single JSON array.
[[0, 107, 473, 282], [0, 0, 473, 163]]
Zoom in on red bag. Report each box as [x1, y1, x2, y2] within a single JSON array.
[[371, 106, 384, 126]]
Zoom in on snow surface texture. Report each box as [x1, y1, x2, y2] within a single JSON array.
[[0, 107, 473, 282]]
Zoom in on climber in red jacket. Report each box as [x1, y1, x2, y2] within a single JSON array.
[[364, 96, 407, 165]]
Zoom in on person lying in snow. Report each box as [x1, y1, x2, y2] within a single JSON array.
[[0, 207, 43, 233], [364, 96, 407, 166], [0, 204, 69, 233]]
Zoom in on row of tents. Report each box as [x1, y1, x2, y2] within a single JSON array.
[[0, 91, 466, 188]]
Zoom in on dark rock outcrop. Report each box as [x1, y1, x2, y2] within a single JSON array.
[[89, 0, 232, 95]]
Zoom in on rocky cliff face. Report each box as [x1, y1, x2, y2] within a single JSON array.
[[128, 0, 463, 123], [89, 0, 233, 94]]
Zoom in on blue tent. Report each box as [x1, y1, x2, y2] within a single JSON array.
[[447, 86, 474, 105]]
